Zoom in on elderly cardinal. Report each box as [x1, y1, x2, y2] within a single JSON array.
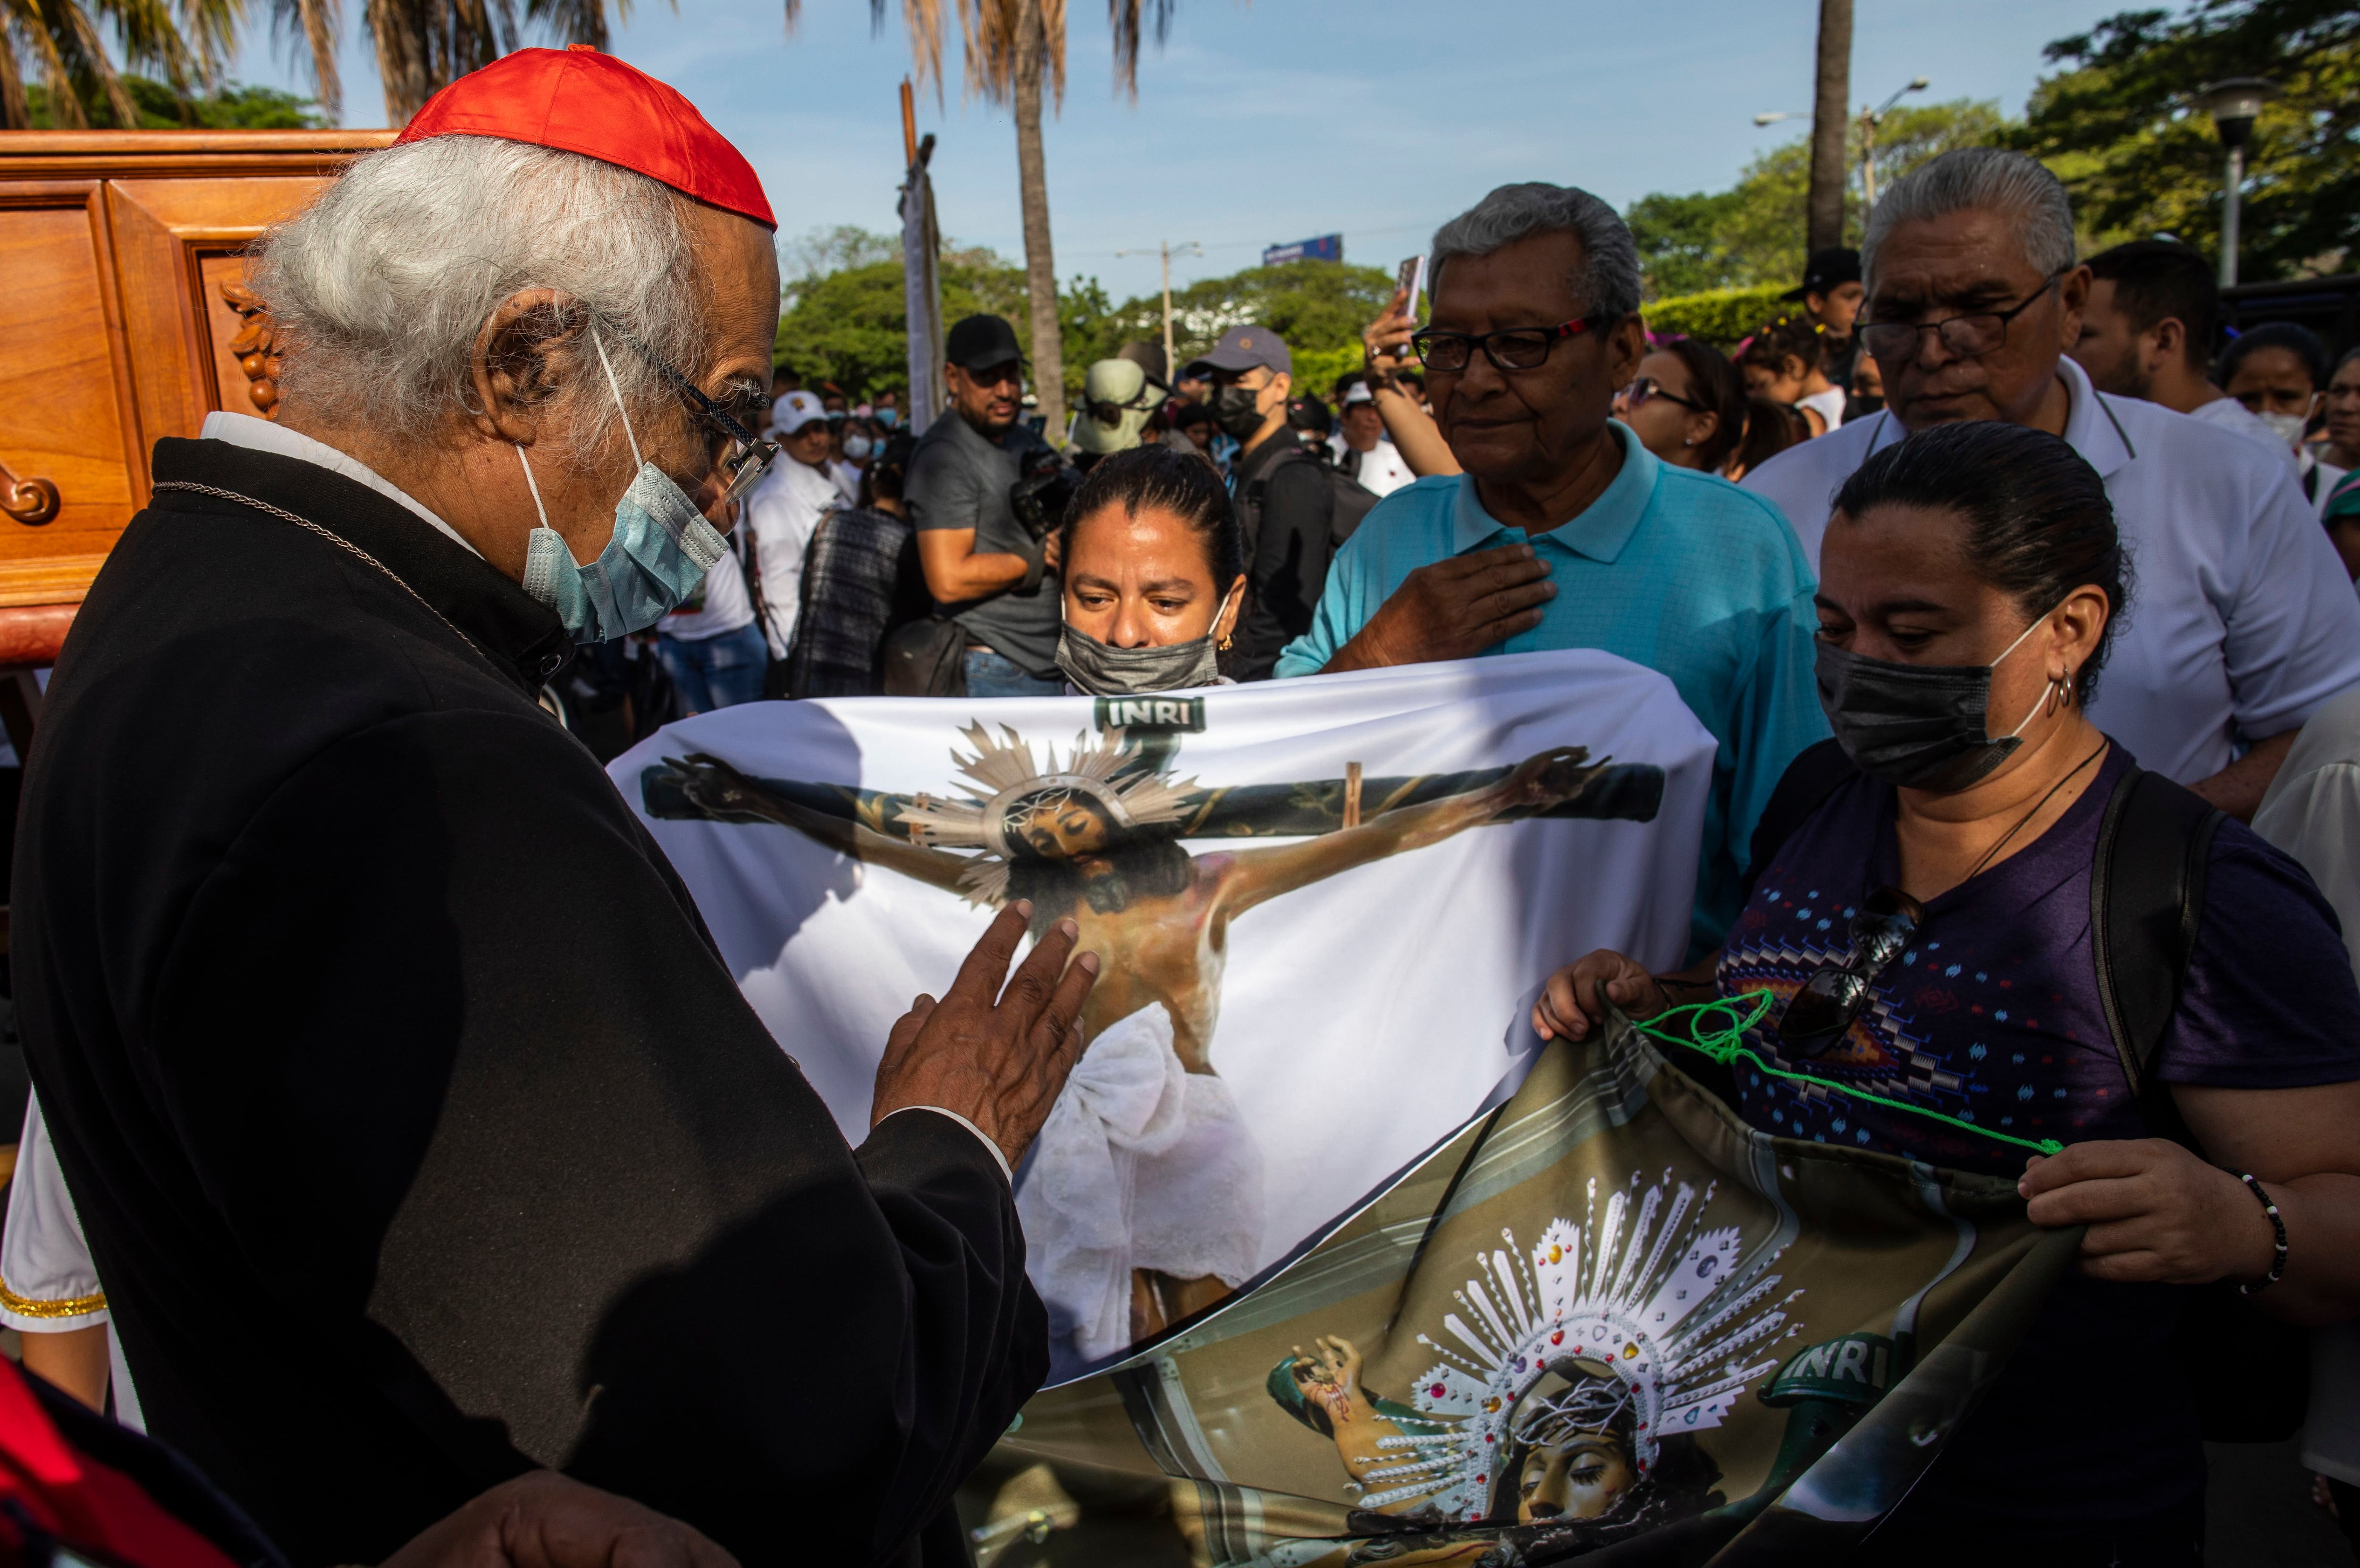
[[12, 47, 1095, 1568]]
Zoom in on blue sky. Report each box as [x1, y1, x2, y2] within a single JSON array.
[[228, 0, 2137, 303]]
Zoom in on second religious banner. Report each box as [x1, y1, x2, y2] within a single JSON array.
[[615, 650, 1718, 1371]]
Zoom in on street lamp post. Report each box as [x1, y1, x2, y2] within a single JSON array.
[[1115, 239, 1202, 381], [2193, 77, 2278, 288], [1858, 77, 1929, 209]]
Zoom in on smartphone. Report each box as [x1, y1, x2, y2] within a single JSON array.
[[1396, 254, 1426, 316], [1393, 255, 1427, 359]]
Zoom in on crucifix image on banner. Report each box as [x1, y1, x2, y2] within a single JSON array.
[[619, 651, 1719, 1370]]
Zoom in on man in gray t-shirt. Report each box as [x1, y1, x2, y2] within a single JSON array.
[[907, 315, 1061, 697]]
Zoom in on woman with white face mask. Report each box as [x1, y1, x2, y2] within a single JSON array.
[[2219, 322, 2344, 520], [1527, 418, 2360, 1559], [1054, 445, 1248, 696]]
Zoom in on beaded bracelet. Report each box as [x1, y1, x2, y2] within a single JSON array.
[[2235, 1170, 2287, 1296]]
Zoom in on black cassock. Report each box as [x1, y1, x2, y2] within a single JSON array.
[[13, 438, 1043, 1567]]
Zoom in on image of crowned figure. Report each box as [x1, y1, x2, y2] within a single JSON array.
[[1262, 1176, 1789, 1557], [645, 725, 1665, 1362]]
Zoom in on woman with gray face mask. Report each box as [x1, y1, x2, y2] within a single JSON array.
[[1528, 419, 2360, 1559], [1054, 444, 1248, 696]]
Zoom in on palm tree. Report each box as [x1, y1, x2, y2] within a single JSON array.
[[273, 0, 615, 126], [0, 0, 241, 128], [1805, 0, 1851, 255], [857, 0, 1176, 440]]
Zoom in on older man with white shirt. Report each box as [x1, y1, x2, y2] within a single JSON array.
[[1744, 148, 2360, 820]]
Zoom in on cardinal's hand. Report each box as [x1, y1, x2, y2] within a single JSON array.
[[384, 1472, 737, 1568], [870, 902, 1099, 1169]]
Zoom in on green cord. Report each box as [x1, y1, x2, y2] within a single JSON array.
[[1630, 990, 2065, 1159]]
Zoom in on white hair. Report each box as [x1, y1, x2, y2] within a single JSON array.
[[1429, 183, 1642, 322], [1863, 148, 2078, 293], [248, 136, 711, 468]]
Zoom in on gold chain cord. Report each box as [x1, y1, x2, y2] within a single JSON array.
[[149, 480, 495, 670]]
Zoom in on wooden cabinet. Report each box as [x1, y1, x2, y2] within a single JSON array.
[[0, 131, 394, 665]]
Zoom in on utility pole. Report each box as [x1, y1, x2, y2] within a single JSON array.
[[1858, 78, 1929, 211], [1806, 0, 1854, 254], [1116, 239, 1200, 381]]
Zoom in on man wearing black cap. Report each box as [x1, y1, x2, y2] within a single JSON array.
[[1186, 324, 1335, 679], [1785, 246, 1863, 392], [907, 314, 1063, 696]]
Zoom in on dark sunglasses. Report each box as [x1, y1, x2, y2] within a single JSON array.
[[1615, 376, 1707, 413], [1411, 314, 1605, 374], [1775, 886, 1925, 1056]]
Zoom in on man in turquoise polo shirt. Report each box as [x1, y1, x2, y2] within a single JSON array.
[[1275, 182, 1825, 951]]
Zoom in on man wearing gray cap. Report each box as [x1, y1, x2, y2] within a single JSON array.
[[907, 313, 1063, 696], [1186, 324, 1336, 679]]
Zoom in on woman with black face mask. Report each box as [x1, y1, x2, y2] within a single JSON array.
[[1053, 444, 1248, 696], [1527, 419, 2360, 1562]]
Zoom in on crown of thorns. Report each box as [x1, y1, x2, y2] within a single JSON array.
[[897, 722, 1200, 904]]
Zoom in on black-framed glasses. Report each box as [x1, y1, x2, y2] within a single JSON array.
[[1775, 885, 1925, 1056], [1857, 268, 2071, 363], [619, 333, 781, 505], [1615, 376, 1707, 413], [1411, 314, 1605, 374]]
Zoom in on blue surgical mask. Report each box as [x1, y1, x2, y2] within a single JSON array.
[[843, 434, 875, 462], [875, 407, 899, 428], [515, 331, 729, 644]]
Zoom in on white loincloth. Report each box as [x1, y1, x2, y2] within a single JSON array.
[[1015, 1007, 1265, 1363], [1131, 1072, 1264, 1289]]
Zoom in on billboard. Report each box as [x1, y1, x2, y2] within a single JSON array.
[[1263, 233, 1343, 266]]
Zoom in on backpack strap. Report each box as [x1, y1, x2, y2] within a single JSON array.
[[1738, 738, 1859, 907], [2090, 766, 2223, 1132]]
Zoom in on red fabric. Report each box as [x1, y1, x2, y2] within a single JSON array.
[[396, 45, 775, 229], [0, 1361, 241, 1568]]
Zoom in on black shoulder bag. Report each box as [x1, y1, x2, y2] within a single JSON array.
[[1745, 744, 2307, 1441]]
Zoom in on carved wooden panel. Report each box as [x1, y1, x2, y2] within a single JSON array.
[[199, 255, 280, 420], [106, 176, 327, 460], [0, 184, 138, 609], [0, 133, 390, 656]]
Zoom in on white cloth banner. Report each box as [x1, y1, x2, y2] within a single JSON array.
[[613, 651, 1714, 1366]]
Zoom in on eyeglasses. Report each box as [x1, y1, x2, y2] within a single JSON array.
[[624, 336, 780, 505], [1774, 886, 1925, 1056], [1411, 314, 1605, 374], [1857, 268, 2071, 363], [1615, 376, 1707, 413]]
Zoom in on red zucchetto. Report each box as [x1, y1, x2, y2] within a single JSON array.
[[396, 44, 775, 230]]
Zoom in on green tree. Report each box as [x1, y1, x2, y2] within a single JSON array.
[[777, 247, 1389, 413], [1080, 259, 1396, 375], [1627, 99, 2007, 299], [2005, 0, 2358, 279], [1, 0, 240, 128], [781, 223, 903, 309], [26, 71, 321, 126], [774, 238, 1112, 405]]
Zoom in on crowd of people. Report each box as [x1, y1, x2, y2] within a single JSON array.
[[13, 39, 2360, 1568]]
